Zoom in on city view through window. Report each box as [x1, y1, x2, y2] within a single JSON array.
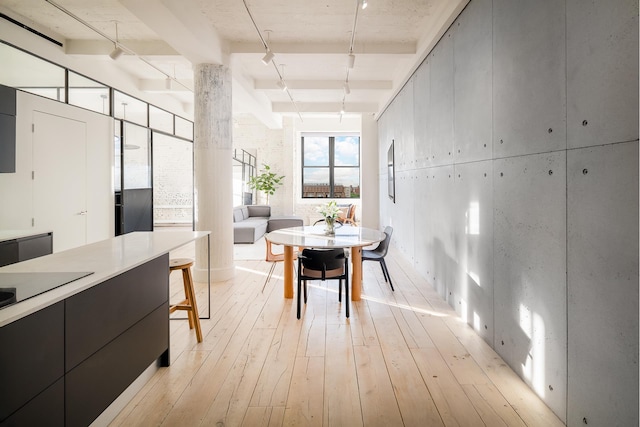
[[302, 134, 360, 198]]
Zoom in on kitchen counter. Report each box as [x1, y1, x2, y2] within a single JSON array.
[[0, 230, 210, 426], [0, 230, 209, 327]]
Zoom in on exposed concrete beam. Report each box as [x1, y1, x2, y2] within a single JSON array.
[[140, 78, 193, 92], [230, 42, 416, 55], [272, 102, 378, 113], [65, 39, 179, 56], [120, 0, 226, 65], [254, 80, 392, 90]]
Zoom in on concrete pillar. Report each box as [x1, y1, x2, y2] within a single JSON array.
[[360, 113, 379, 229], [193, 63, 234, 282]]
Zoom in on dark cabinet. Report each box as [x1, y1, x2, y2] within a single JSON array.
[[0, 233, 53, 268], [0, 84, 16, 174], [0, 253, 170, 426], [0, 302, 64, 424], [0, 240, 18, 267]]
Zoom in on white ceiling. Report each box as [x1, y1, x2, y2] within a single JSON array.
[[0, 0, 468, 126]]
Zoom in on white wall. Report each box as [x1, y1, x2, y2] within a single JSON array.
[[0, 91, 113, 248], [291, 115, 363, 224], [233, 113, 379, 228]]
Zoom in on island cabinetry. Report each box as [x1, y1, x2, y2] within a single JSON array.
[[64, 253, 169, 427], [0, 302, 64, 426], [0, 232, 53, 268]]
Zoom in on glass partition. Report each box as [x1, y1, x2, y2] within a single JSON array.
[[0, 42, 65, 102], [153, 132, 193, 225], [114, 91, 148, 126], [68, 71, 110, 114], [149, 105, 173, 134], [123, 123, 151, 189], [175, 115, 193, 140]]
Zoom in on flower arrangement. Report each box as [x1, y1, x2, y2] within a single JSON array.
[[317, 200, 341, 234], [317, 200, 341, 220]]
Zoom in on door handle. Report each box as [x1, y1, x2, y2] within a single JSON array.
[[78, 211, 88, 215]]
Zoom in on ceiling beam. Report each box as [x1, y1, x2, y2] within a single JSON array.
[[230, 41, 416, 55], [120, 0, 226, 65], [272, 102, 378, 113], [65, 39, 179, 56], [139, 78, 193, 92], [254, 80, 392, 90]]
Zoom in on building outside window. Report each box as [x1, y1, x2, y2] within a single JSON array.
[[301, 133, 360, 199]]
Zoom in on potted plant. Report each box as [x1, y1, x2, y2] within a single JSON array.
[[248, 164, 285, 205]]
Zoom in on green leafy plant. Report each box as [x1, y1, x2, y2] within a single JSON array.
[[248, 164, 285, 205]]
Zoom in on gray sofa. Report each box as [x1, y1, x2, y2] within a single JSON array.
[[233, 205, 271, 243]]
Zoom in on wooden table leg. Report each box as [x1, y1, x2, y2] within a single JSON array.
[[284, 245, 294, 298], [351, 246, 362, 301]]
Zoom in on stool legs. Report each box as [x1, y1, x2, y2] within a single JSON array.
[[170, 261, 203, 343]]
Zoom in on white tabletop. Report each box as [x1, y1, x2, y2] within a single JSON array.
[[0, 230, 209, 327], [265, 225, 385, 249]]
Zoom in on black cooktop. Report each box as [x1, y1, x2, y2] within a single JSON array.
[[0, 272, 94, 309]]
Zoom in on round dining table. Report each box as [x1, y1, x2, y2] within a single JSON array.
[[264, 225, 386, 301]]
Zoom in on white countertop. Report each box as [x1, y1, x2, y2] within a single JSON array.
[[0, 229, 52, 243], [0, 230, 210, 327]]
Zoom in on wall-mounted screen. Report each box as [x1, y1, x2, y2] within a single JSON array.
[[388, 140, 395, 203]]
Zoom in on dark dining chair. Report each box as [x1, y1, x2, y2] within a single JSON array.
[[297, 248, 350, 319], [362, 226, 394, 291]]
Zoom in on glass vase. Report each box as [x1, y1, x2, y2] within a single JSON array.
[[325, 217, 335, 235]]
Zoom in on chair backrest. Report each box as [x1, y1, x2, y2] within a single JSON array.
[[347, 204, 356, 221], [300, 248, 345, 272], [374, 226, 393, 256], [298, 249, 346, 280]]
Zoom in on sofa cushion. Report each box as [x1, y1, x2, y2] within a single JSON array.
[[267, 216, 304, 232], [233, 208, 244, 223], [247, 205, 270, 218], [241, 206, 250, 220], [233, 219, 268, 243]]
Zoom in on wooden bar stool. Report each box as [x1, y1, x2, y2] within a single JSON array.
[[169, 258, 203, 342]]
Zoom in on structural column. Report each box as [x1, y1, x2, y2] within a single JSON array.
[[193, 63, 234, 282], [360, 113, 379, 229]]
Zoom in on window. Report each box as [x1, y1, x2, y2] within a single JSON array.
[[301, 134, 360, 199]]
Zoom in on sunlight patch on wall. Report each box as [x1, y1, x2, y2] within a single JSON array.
[[519, 303, 546, 398], [465, 201, 480, 235]]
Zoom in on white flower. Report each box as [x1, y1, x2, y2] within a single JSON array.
[[317, 200, 341, 220]]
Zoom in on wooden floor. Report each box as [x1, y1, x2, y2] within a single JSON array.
[[109, 243, 564, 427]]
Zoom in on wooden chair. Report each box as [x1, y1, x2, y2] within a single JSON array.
[[297, 248, 350, 319], [362, 226, 394, 291], [169, 258, 203, 342], [340, 204, 357, 225], [344, 204, 358, 225]]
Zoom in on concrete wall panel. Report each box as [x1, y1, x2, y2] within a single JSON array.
[[413, 60, 431, 169], [453, 0, 492, 163], [413, 168, 432, 279], [428, 165, 455, 299], [493, 0, 566, 157], [566, 141, 639, 426], [396, 81, 415, 172], [393, 169, 415, 261], [566, 0, 639, 148], [453, 160, 493, 343], [429, 31, 455, 166], [493, 152, 566, 419]]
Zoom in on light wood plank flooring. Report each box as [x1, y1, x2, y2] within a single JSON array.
[[109, 241, 564, 427]]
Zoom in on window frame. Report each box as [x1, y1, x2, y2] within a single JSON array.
[[301, 133, 360, 199]]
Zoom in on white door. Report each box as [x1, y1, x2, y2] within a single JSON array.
[[33, 111, 87, 252]]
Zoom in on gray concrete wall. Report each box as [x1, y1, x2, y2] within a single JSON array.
[[377, 0, 638, 424]]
